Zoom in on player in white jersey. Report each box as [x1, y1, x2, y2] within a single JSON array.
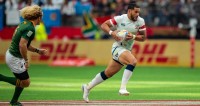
[[82, 1, 146, 102]]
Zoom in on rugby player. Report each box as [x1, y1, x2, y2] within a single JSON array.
[[82, 1, 146, 103], [0, 5, 47, 106]]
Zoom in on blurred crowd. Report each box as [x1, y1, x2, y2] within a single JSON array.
[[0, 0, 200, 27]]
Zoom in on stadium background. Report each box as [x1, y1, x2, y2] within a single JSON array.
[[0, 0, 200, 105]]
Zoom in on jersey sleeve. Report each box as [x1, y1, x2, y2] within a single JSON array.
[[138, 18, 146, 31], [109, 15, 123, 27], [21, 29, 34, 40]]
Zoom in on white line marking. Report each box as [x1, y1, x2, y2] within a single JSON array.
[[1, 101, 200, 105]]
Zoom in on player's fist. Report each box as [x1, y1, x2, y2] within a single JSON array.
[[38, 49, 47, 55], [25, 60, 29, 69]]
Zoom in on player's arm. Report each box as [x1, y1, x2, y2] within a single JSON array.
[[135, 30, 146, 42], [28, 45, 47, 55], [126, 30, 146, 42], [100, 20, 113, 34], [101, 20, 121, 41], [19, 38, 28, 61], [135, 20, 147, 42], [19, 38, 29, 69]]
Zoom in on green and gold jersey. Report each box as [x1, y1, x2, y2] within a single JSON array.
[[9, 20, 35, 58]]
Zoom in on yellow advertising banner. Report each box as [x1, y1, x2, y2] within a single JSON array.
[[0, 40, 200, 67]]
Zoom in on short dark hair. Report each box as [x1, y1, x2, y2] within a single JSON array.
[[127, 1, 140, 9]]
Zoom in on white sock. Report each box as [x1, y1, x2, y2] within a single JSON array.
[[120, 69, 133, 90], [87, 73, 104, 90]]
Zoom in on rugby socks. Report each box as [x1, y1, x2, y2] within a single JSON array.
[[0, 74, 23, 103], [10, 87, 24, 103], [0, 74, 16, 85], [87, 71, 108, 90], [120, 65, 135, 90]]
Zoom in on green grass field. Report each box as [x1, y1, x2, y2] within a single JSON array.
[[0, 64, 200, 101]]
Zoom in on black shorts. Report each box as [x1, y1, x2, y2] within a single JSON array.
[[13, 71, 29, 80]]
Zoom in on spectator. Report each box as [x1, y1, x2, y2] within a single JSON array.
[[113, 0, 125, 16], [179, 0, 195, 25], [147, 0, 158, 26], [0, 0, 6, 28], [42, 0, 60, 9], [35, 21, 48, 41], [5, 0, 19, 26], [52, 0, 63, 9], [60, 0, 76, 26], [74, 0, 92, 16], [18, 0, 33, 10], [61, 0, 75, 16], [5, 0, 17, 10], [95, 0, 113, 16], [33, 0, 46, 7], [193, 0, 200, 27], [167, 0, 182, 26], [137, 0, 149, 25], [156, 0, 170, 26]]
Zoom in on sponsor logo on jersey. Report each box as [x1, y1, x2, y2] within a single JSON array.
[[27, 31, 33, 37], [135, 24, 140, 29], [121, 23, 125, 26]]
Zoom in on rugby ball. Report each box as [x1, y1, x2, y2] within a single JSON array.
[[116, 30, 128, 42]]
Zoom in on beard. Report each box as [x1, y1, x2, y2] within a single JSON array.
[[131, 15, 138, 21]]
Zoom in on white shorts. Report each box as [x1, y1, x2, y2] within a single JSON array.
[[5, 50, 26, 74], [111, 46, 129, 63]]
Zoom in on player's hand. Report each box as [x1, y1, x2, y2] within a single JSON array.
[[38, 49, 47, 55], [25, 60, 29, 69], [125, 32, 136, 41], [111, 30, 123, 42]]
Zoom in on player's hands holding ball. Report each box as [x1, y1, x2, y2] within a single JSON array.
[[110, 30, 122, 42], [125, 32, 136, 41], [110, 30, 136, 42]]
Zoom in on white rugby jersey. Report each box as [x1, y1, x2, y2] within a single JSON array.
[[110, 14, 146, 50]]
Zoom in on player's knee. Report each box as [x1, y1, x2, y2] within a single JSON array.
[[128, 58, 137, 66], [21, 80, 30, 87], [133, 59, 137, 65]]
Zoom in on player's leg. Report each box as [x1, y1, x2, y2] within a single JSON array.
[[0, 74, 17, 85], [1, 51, 17, 85], [118, 51, 137, 95], [10, 71, 30, 106], [82, 59, 123, 102], [87, 59, 123, 89], [5, 50, 30, 106], [0, 72, 30, 106]]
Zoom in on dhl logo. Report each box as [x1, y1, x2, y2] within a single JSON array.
[[31, 43, 84, 61], [132, 43, 177, 64], [32, 42, 178, 64]]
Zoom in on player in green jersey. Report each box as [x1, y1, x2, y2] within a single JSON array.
[[0, 5, 47, 106]]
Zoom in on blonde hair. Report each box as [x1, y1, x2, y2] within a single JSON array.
[[20, 5, 43, 20]]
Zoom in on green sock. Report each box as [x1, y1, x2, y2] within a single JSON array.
[[0, 74, 16, 85], [10, 87, 24, 103]]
